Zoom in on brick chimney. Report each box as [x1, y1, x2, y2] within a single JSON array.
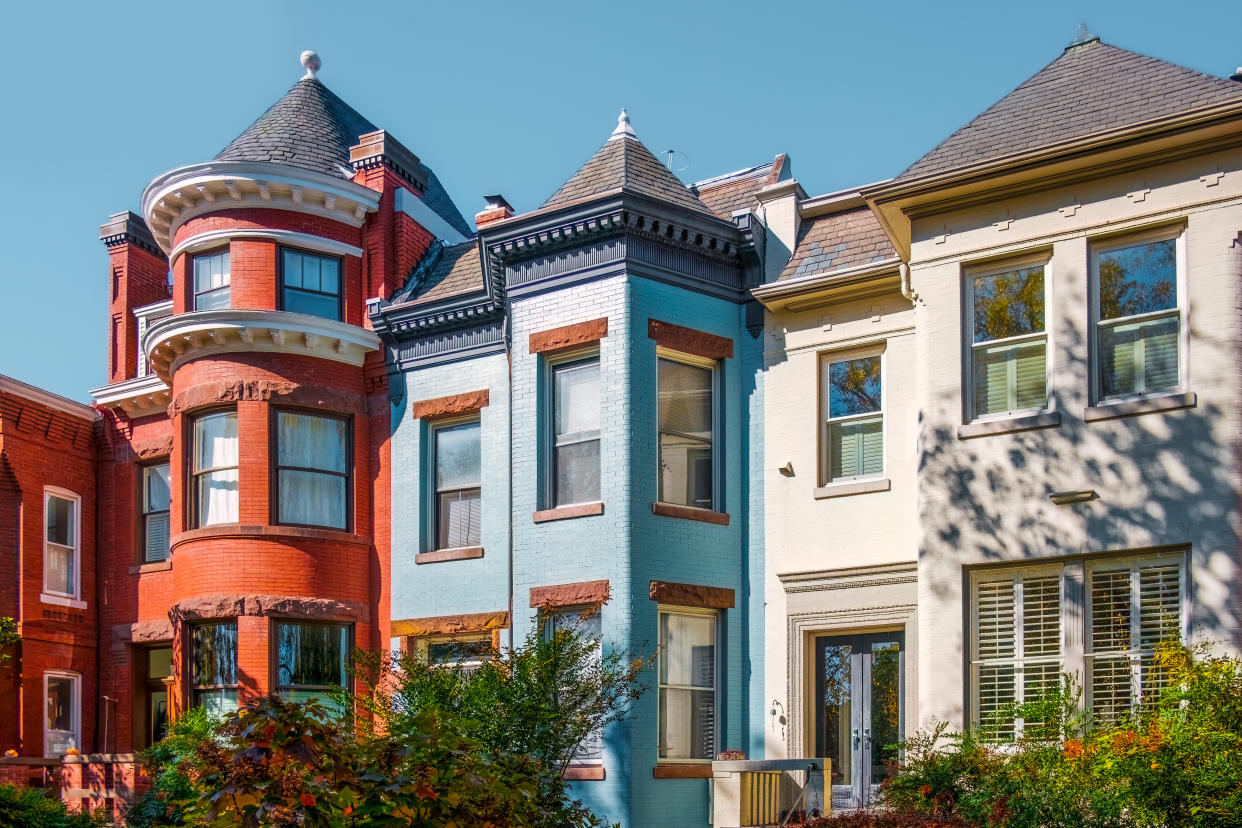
[[99, 212, 169, 385], [475, 194, 514, 229]]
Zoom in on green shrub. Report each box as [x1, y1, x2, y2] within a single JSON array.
[[125, 707, 217, 827], [0, 783, 107, 828]]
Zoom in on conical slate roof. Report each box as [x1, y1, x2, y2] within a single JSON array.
[[898, 37, 1242, 181], [541, 111, 718, 218]]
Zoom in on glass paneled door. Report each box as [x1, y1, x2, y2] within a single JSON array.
[[814, 632, 904, 810]]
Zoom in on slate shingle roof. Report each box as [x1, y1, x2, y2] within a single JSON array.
[[422, 167, 474, 238], [898, 39, 1242, 181], [778, 207, 896, 282], [691, 154, 788, 220], [542, 134, 718, 217], [392, 241, 485, 306]]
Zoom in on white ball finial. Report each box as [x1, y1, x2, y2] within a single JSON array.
[[610, 108, 637, 140], [300, 50, 321, 77]]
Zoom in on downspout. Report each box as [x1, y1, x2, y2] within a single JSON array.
[[505, 312, 514, 648], [900, 262, 917, 303]]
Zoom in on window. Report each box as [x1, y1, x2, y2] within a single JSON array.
[[192, 250, 230, 311], [1092, 232, 1182, 401], [1088, 559, 1183, 722], [274, 411, 350, 530], [971, 570, 1062, 738], [281, 248, 342, 321], [145, 647, 173, 745], [142, 463, 171, 563], [44, 672, 80, 757], [417, 634, 494, 669], [657, 354, 716, 509], [275, 622, 350, 705], [546, 607, 604, 762], [191, 411, 238, 528], [192, 622, 239, 717], [43, 490, 80, 598], [822, 354, 883, 482], [658, 607, 717, 761], [967, 260, 1047, 419], [550, 356, 600, 506], [433, 420, 481, 550]]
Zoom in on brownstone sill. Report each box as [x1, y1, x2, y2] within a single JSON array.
[[533, 502, 604, 523], [172, 524, 372, 551], [652, 502, 730, 525], [563, 763, 606, 781], [1084, 390, 1196, 422], [128, 560, 172, 575], [416, 546, 484, 565], [653, 762, 713, 779]]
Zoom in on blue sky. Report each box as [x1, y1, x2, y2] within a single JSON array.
[[1, 0, 1238, 401]]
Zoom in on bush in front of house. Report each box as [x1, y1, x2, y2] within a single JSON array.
[[0, 783, 107, 828]]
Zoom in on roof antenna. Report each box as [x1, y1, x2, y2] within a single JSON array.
[[1067, 23, 1098, 49], [664, 149, 690, 177], [300, 50, 322, 78]]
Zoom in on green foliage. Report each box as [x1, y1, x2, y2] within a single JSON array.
[[0, 616, 18, 666], [0, 784, 107, 828], [880, 643, 1242, 828], [126, 708, 218, 827]]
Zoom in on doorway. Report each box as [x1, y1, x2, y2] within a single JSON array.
[[813, 631, 903, 811]]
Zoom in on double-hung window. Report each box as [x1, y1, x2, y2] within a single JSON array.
[[1087, 558, 1183, 722], [657, 353, 716, 510], [1092, 231, 1183, 401], [192, 621, 239, 717], [545, 607, 604, 762], [971, 570, 1062, 738], [192, 250, 230, 311], [191, 411, 238, 528], [43, 490, 80, 599], [967, 259, 1048, 419], [44, 672, 80, 757], [274, 411, 350, 530], [142, 463, 171, 563], [275, 621, 350, 706], [822, 354, 883, 482], [550, 356, 601, 506], [281, 248, 342, 321], [658, 607, 717, 761], [433, 420, 481, 550]]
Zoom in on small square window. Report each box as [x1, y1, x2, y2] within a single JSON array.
[[275, 621, 351, 708], [192, 250, 231, 311], [417, 633, 494, 669], [822, 354, 883, 483]]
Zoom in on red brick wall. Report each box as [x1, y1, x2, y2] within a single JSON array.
[[106, 243, 170, 384], [353, 166, 436, 303]]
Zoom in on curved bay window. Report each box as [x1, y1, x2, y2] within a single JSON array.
[[275, 621, 351, 706], [192, 621, 239, 717], [281, 248, 342, 321], [274, 410, 350, 530], [191, 411, 238, 528]]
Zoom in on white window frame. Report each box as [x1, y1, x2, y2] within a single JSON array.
[[42, 487, 82, 605], [191, 248, 231, 312], [655, 347, 721, 511], [963, 252, 1052, 423], [1089, 226, 1187, 404], [43, 671, 81, 758], [429, 415, 483, 551], [656, 604, 719, 763], [820, 345, 886, 485], [544, 347, 602, 509]]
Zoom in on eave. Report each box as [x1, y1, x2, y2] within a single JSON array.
[[751, 258, 903, 313]]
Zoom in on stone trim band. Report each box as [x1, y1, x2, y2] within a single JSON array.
[[530, 579, 611, 608], [528, 318, 609, 354], [648, 580, 735, 609], [390, 610, 509, 638], [648, 319, 733, 360], [411, 389, 490, 420]]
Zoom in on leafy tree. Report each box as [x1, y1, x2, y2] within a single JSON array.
[[0, 616, 18, 666], [126, 708, 217, 828]]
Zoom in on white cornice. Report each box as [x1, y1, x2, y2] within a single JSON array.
[[142, 309, 381, 382], [0, 374, 95, 420], [170, 229, 364, 263], [751, 258, 903, 310], [89, 374, 170, 418], [141, 161, 381, 254]]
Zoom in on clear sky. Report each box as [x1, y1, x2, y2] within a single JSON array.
[[1, 0, 1238, 401]]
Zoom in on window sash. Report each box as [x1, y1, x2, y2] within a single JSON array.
[[192, 251, 231, 311], [143, 465, 171, 563], [550, 357, 601, 507], [971, 337, 1048, 418], [1096, 310, 1180, 400], [44, 493, 78, 597], [44, 674, 79, 756], [436, 486, 481, 549], [658, 608, 717, 761], [280, 248, 342, 323], [274, 411, 350, 530], [275, 622, 350, 693], [658, 355, 716, 509], [192, 623, 239, 690]]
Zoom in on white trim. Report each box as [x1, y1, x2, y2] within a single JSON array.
[[89, 374, 170, 417], [133, 299, 174, 317], [39, 593, 88, 610], [656, 605, 720, 763], [820, 345, 886, 485], [0, 374, 95, 421], [43, 488, 81, 602], [171, 228, 364, 263], [43, 671, 81, 758], [655, 347, 721, 510], [394, 187, 470, 244]]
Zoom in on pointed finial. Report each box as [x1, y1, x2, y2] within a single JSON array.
[[300, 50, 322, 78], [1067, 23, 1099, 49], [610, 108, 636, 141]]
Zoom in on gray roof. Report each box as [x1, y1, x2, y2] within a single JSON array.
[[898, 39, 1242, 181], [421, 166, 473, 238], [542, 133, 717, 217], [691, 154, 788, 220], [779, 207, 896, 282], [391, 240, 486, 306]]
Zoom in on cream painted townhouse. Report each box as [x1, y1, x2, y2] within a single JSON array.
[[749, 29, 1242, 812]]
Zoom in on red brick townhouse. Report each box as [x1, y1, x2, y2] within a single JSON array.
[[1, 51, 475, 758]]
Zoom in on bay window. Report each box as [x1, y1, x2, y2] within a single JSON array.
[[274, 410, 350, 530], [658, 607, 717, 761], [281, 248, 342, 321], [142, 463, 171, 562], [433, 420, 481, 550], [44, 672, 80, 757], [192, 621, 239, 717], [550, 356, 601, 507], [191, 410, 238, 528], [192, 250, 230, 311], [43, 490, 80, 598], [967, 259, 1048, 420], [1092, 232, 1183, 401], [657, 354, 716, 510], [823, 354, 883, 482], [275, 621, 350, 705]]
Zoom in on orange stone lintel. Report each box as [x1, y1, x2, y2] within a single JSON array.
[[533, 501, 605, 523], [411, 389, 490, 421], [649, 579, 735, 610], [652, 502, 730, 525], [528, 318, 608, 355], [652, 763, 714, 779], [416, 546, 484, 565], [530, 579, 611, 609], [648, 319, 733, 360], [564, 764, 606, 781], [391, 610, 509, 638]]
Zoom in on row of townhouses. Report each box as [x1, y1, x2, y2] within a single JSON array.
[[2, 31, 1240, 825]]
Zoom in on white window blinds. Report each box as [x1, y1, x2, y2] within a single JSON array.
[[1095, 237, 1180, 400]]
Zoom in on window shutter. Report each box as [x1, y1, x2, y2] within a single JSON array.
[[859, 417, 883, 476], [973, 348, 1010, 416], [1022, 576, 1062, 709], [974, 342, 1045, 415], [830, 415, 882, 480], [145, 514, 170, 562], [1013, 343, 1047, 411], [976, 580, 1016, 730], [1141, 319, 1179, 393], [1138, 563, 1180, 699], [1090, 569, 1134, 719]]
